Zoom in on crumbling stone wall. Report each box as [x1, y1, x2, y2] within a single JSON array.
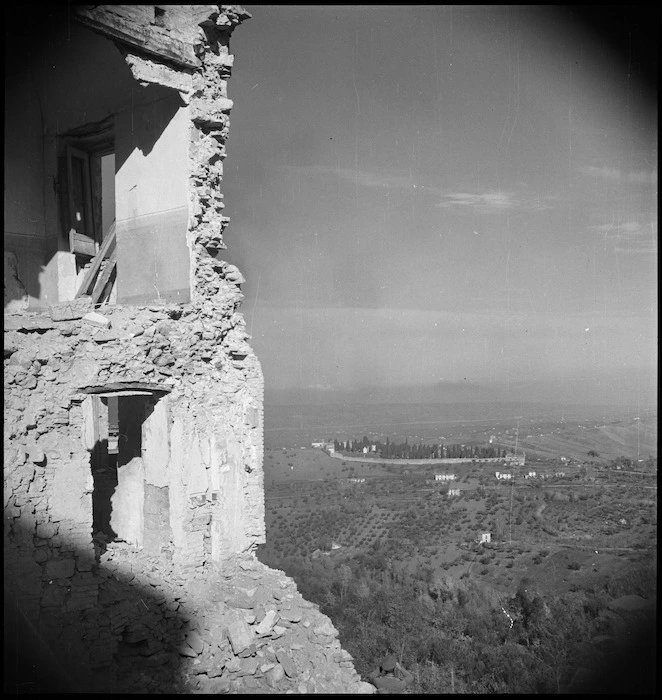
[[4, 295, 265, 672], [4, 6, 371, 693], [3, 3, 260, 680]]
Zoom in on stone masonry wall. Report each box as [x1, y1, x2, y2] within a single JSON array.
[[4, 5, 372, 693], [4, 298, 265, 675]]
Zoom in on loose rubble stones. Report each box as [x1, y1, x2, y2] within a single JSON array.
[[93, 544, 373, 694]]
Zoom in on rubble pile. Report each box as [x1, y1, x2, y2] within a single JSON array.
[[95, 546, 374, 694]]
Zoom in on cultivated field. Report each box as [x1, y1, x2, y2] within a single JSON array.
[[257, 405, 656, 693], [262, 456, 656, 591]]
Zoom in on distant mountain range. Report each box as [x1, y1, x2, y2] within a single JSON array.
[[266, 371, 657, 410], [265, 381, 498, 406]]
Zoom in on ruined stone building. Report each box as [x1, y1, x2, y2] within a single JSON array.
[[4, 5, 373, 693]]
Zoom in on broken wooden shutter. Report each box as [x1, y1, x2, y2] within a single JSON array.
[[66, 144, 97, 257]]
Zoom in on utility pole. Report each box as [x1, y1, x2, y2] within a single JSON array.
[[508, 419, 520, 546], [509, 477, 514, 546]]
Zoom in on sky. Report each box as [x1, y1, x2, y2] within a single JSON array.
[[221, 5, 657, 406]]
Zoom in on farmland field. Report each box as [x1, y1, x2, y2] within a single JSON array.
[[257, 403, 657, 693]]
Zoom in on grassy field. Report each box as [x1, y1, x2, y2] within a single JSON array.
[[502, 414, 657, 462]]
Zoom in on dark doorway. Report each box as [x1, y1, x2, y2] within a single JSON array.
[[88, 393, 155, 544]]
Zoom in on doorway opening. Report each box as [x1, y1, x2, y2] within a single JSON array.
[[81, 384, 171, 555]]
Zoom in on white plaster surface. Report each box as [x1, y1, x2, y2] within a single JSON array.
[[110, 456, 145, 546]]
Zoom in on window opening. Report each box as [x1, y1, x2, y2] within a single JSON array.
[[60, 118, 117, 304], [154, 6, 166, 27], [66, 145, 96, 257]]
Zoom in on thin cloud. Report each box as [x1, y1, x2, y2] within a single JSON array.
[[581, 165, 657, 185], [279, 163, 417, 191], [592, 221, 643, 239], [435, 190, 554, 213], [436, 191, 514, 211], [590, 220, 657, 255], [278, 163, 555, 212], [614, 240, 657, 255]]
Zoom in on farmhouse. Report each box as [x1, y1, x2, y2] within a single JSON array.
[[435, 473, 457, 481], [479, 532, 491, 544], [495, 471, 513, 480], [447, 488, 461, 497]]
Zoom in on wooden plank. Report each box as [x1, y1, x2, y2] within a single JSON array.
[[90, 250, 117, 305], [69, 230, 97, 257], [91, 391, 154, 397], [79, 381, 172, 394], [74, 7, 199, 70], [75, 222, 116, 299]]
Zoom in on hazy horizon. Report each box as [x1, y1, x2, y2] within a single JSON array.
[[264, 369, 657, 414], [223, 6, 657, 407]]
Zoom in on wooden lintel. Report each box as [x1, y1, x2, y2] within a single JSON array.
[[92, 390, 154, 397], [79, 382, 171, 394], [74, 7, 200, 71]]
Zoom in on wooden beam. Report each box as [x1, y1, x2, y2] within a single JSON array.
[[74, 6, 200, 70], [90, 250, 117, 305], [75, 222, 116, 299], [79, 381, 172, 394]]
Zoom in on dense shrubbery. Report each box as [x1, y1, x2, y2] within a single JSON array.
[[257, 543, 654, 694]]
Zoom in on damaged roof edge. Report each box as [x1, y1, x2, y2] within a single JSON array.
[[73, 6, 200, 71], [72, 5, 252, 72]]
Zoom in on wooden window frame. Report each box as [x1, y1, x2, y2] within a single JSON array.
[[66, 144, 98, 258], [59, 117, 114, 259]]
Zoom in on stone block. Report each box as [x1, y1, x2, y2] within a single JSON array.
[[226, 592, 255, 610], [76, 554, 95, 572], [313, 619, 337, 637], [28, 448, 46, 465], [255, 609, 278, 635], [82, 312, 111, 329], [41, 583, 67, 607], [238, 656, 259, 676], [266, 663, 285, 686], [43, 558, 76, 580], [225, 657, 241, 673], [185, 629, 204, 655], [35, 522, 57, 539], [276, 649, 298, 678], [226, 612, 254, 656], [357, 681, 376, 693], [280, 608, 302, 623]]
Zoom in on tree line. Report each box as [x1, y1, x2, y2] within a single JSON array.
[[333, 436, 507, 460]]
